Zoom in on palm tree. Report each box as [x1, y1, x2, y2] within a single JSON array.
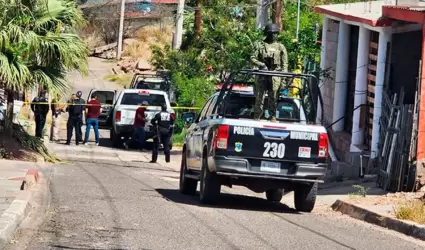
[[0, 0, 88, 136]]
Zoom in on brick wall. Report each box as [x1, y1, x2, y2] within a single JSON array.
[[322, 20, 339, 126]]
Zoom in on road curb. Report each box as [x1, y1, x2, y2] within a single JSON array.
[[24, 168, 40, 190], [331, 199, 425, 241], [0, 191, 32, 249], [0, 168, 40, 248]]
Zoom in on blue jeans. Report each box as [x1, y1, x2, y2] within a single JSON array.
[[126, 127, 145, 149], [84, 118, 99, 143]]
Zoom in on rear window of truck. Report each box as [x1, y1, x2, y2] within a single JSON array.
[[91, 91, 115, 105], [225, 93, 300, 121], [121, 92, 166, 106]]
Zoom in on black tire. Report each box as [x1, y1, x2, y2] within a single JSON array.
[[112, 130, 121, 148], [294, 183, 318, 212], [265, 189, 284, 203], [179, 149, 197, 195], [109, 129, 113, 141], [200, 156, 221, 204]]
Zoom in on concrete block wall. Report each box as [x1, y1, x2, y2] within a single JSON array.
[[322, 20, 339, 126]]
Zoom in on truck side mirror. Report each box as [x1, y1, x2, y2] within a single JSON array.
[[170, 102, 177, 107], [181, 112, 195, 124]]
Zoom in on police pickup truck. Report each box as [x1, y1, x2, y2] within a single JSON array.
[[178, 70, 328, 212]]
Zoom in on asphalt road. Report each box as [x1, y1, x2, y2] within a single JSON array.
[[6, 58, 425, 249], [5, 139, 425, 250]]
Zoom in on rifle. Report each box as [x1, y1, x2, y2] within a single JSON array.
[[264, 57, 276, 70]]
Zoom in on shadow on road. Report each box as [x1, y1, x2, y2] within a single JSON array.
[[156, 188, 300, 214], [97, 137, 181, 155], [318, 181, 388, 196]]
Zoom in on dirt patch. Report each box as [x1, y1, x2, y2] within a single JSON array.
[[349, 192, 425, 206], [346, 191, 425, 225], [0, 135, 38, 162]]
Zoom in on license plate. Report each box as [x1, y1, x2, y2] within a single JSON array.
[[260, 161, 281, 173], [298, 147, 311, 158]]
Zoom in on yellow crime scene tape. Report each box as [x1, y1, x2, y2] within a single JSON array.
[[22, 101, 200, 110]]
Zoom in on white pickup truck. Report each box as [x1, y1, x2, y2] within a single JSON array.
[[110, 89, 176, 148]]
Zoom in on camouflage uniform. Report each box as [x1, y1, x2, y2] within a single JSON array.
[[251, 23, 288, 120]]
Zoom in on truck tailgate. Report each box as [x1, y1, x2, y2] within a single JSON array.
[[222, 120, 327, 163], [115, 105, 161, 126]]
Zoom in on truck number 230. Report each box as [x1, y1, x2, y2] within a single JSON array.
[[263, 142, 286, 158]]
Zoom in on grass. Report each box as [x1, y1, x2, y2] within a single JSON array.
[[394, 200, 425, 224], [104, 74, 133, 87], [348, 185, 370, 198], [121, 25, 173, 60], [173, 130, 186, 147]]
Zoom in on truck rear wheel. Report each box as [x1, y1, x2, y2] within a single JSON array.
[[200, 156, 221, 204], [111, 130, 121, 148], [179, 149, 197, 195], [294, 183, 318, 212], [265, 189, 284, 203]]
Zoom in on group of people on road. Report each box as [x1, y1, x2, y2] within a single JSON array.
[[31, 90, 102, 146], [31, 90, 175, 163], [65, 91, 102, 146]]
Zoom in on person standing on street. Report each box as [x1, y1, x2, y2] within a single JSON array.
[[150, 103, 175, 163], [84, 94, 102, 146], [66, 92, 85, 145], [75, 91, 85, 143], [31, 90, 49, 139], [251, 22, 288, 122], [50, 94, 65, 142], [123, 101, 148, 151]]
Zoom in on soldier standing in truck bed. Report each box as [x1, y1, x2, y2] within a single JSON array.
[[251, 23, 288, 122]]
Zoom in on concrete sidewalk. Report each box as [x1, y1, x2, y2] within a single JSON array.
[[0, 160, 40, 248]]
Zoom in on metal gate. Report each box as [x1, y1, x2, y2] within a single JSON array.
[[376, 88, 415, 191]]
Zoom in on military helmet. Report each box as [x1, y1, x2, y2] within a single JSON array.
[[264, 23, 279, 34]]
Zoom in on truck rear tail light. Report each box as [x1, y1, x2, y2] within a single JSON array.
[[318, 133, 328, 158], [214, 125, 229, 150], [115, 110, 121, 122]]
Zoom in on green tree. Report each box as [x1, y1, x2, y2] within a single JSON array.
[[151, 0, 347, 107], [0, 0, 88, 136]]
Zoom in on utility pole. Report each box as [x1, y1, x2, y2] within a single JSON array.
[[296, 0, 301, 41], [116, 0, 126, 59], [194, 0, 202, 38], [256, 0, 268, 29], [173, 0, 185, 49]]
